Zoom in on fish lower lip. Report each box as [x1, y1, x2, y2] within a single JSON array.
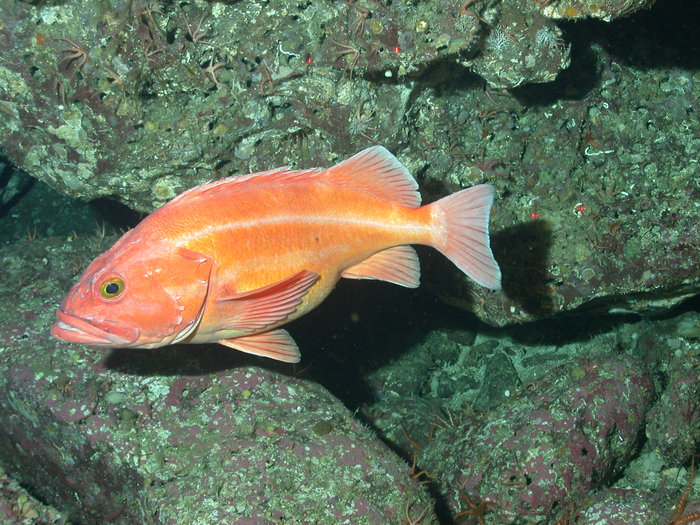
[[52, 310, 138, 346]]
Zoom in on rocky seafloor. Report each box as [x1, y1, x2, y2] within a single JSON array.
[[2, 0, 700, 523], [0, 212, 699, 524]]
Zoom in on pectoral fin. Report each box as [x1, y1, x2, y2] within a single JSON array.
[[342, 245, 420, 288], [218, 329, 301, 363], [216, 270, 318, 332]]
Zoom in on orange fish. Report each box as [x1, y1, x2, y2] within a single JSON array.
[[52, 147, 501, 362]]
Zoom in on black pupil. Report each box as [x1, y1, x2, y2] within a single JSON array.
[[105, 282, 120, 295]]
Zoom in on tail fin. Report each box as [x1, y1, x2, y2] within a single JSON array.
[[429, 184, 502, 290]]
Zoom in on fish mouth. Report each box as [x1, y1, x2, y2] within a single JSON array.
[[52, 309, 140, 347]]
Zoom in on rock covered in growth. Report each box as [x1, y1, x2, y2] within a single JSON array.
[[573, 489, 662, 525], [0, 0, 409, 211], [646, 359, 700, 465], [428, 4, 700, 327], [541, 0, 657, 22], [0, 160, 33, 207], [461, 2, 571, 89], [0, 238, 437, 525], [0, 465, 68, 524], [420, 356, 654, 523], [0, 0, 577, 212], [317, 0, 486, 77]]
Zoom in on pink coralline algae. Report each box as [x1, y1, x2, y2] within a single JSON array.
[[421, 355, 654, 523], [1, 342, 437, 524]]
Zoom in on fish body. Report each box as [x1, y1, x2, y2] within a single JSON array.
[[52, 146, 501, 362]]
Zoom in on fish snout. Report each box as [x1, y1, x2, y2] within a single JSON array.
[[52, 309, 140, 347]]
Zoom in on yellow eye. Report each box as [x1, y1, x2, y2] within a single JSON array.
[[99, 278, 125, 299]]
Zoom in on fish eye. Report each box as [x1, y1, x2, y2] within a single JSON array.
[[99, 278, 125, 299]]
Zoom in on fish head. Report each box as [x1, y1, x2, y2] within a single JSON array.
[[52, 235, 213, 349]]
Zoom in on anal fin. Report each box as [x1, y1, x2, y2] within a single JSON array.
[[218, 329, 301, 363], [341, 245, 420, 288]]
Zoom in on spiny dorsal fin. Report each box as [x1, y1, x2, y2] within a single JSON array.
[[168, 166, 317, 205], [167, 146, 420, 208]]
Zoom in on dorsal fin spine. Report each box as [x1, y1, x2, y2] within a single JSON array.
[[168, 147, 420, 208]]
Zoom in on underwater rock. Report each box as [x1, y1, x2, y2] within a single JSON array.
[[0, 239, 436, 524], [0, 0, 577, 213], [540, 0, 657, 22], [0, 164, 32, 207], [574, 489, 661, 524], [461, 3, 571, 89], [646, 361, 700, 465], [425, 27, 700, 327], [419, 355, 653, 523], [0, 1, 411, 212]]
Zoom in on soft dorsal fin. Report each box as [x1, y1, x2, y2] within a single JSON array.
[[342, 245, 420, 288], [167, 166, 317, 205], [319, 146, 421, 208]]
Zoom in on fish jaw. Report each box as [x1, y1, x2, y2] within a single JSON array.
[[52, 309, 140, 347]]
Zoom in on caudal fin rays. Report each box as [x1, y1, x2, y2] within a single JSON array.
[[429, 185, 502, 290]]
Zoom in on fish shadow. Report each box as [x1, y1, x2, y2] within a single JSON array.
[[492, 219, 555, 318], [102, 277, 481, 408], [103, 343, 269, 377]]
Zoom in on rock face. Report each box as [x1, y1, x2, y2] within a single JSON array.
[[2, 13, 700, 525], [460, 3, 571, 89], [0, 0, 574, 213], [646, 358, 700, 465], [0, 239, 437, 525], [541, 0, 657, 21], [1, 364, 435, 524], [3, 0, 698, 328], [0, 229, 697, 524], [418, 356, 654, 523]]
